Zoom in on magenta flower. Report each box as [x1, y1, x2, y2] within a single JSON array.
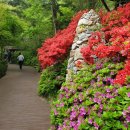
[[126, 115, 130, 122], [94, 122, 99, 130], [79, 94, 84, 102], [58, 126, 62, 130], [106, 88, 111, 93], [74, 124, 78, 130], [70, 111, 77, 120], [59, 103, 64, 107], [54, 109, 58, 115], [88, 118, 93, 124], [123, 121, 128, 128], [87, 108, 91, 115], [100, 104, 103, 109], [74, 98, 78, 103], [70, 121, 76, 127], [59, 94, 64, 99], [93, 98, 101, 104], [106, 93, 113, 99], [122, 111, 126, 116], [127, 92, 130, 98], [80, 107, 86, 116]]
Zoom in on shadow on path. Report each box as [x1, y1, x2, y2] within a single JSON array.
[[0, 64, 50, 130]]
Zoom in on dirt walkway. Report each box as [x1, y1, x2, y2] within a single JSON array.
[[0, 64, 50, 130]]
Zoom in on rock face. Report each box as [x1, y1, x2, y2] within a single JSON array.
[[66, 9, 100, 81]]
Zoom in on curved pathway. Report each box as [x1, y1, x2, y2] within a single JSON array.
[[0, 64, 50, 130]]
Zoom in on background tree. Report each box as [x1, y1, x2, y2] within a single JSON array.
[[0, 2, 25, 59]]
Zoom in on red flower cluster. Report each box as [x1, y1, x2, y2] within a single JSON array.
[[81, 3, 130, 85], [38, 10, 88, 68]]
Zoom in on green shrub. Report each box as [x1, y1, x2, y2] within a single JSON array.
[[0, 60, 7, 78], [51, 61, 130, 130], [38, 60, 67, 98]]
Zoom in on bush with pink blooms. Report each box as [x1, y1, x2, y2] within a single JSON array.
[[51, 61, 130, 130]]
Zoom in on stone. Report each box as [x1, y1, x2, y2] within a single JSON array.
[[72, 43, 78, 50], [79, 43, 88, 49], [85, 30, 92, 34], [73, 67, 78, 74], [78, 19, 88, 26], [86, 20, 93, 26], [66, 9, 100, 81], [78, 32, 87, 40], [81, 13, 89, 19], [76, 40, 83, 45], [68, 57, 74, 65], [74, 48, 83, 61], [78, 33, 91, 43], [73, 36, 79, 43], [76, 26, 86, 34], [70, 50, 75, 57], [67, 62, 74, 69]]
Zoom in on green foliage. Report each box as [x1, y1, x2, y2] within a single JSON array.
[[38, 60, 67, 98], [57, 7, 74, 29], [0, 2, 26, 59], [51, 60, 130, 129], [0, 60, 7, 78]]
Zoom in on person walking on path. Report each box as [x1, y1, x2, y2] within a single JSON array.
[[17, 52, 24, 70]]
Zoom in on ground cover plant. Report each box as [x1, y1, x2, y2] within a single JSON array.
[[38, 60, 67, 98], [50, 3, 130, 130]]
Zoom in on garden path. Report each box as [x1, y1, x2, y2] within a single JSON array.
[[0, 64, 50, 130]]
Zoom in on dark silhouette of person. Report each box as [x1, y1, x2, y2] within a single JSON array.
[[8, 51, 12, 63]]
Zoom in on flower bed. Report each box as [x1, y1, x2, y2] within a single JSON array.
[[51, 62, 130, 129]]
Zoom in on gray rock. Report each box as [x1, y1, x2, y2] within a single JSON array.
[[68, 57, 74, 65], [73, 67, 78, 74], [86, 20, 93, 26], [76, 40, 83, 45], [74, 48, 83, 61], [73, 36, 79, 42], [78, 32, 88, 40], [67, 63, 74, 69], [72, 43, 78, 50], [70, 50, 75, 57], [78, 19, 88, 26]]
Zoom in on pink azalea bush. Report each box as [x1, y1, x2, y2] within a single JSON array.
[[51, 62, 130, 129]]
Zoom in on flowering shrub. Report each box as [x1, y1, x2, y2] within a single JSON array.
[[81, 3, 130, 85], [38, 10, 88, 69], [51, 62, 130, 130]]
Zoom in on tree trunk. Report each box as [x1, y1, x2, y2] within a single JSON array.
[[101, 0, 110, 11], [50, 0, 57, 34]]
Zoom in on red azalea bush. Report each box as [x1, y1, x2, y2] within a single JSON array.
[[81, 2, 130, 85], [38, 10, 88, 69]]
